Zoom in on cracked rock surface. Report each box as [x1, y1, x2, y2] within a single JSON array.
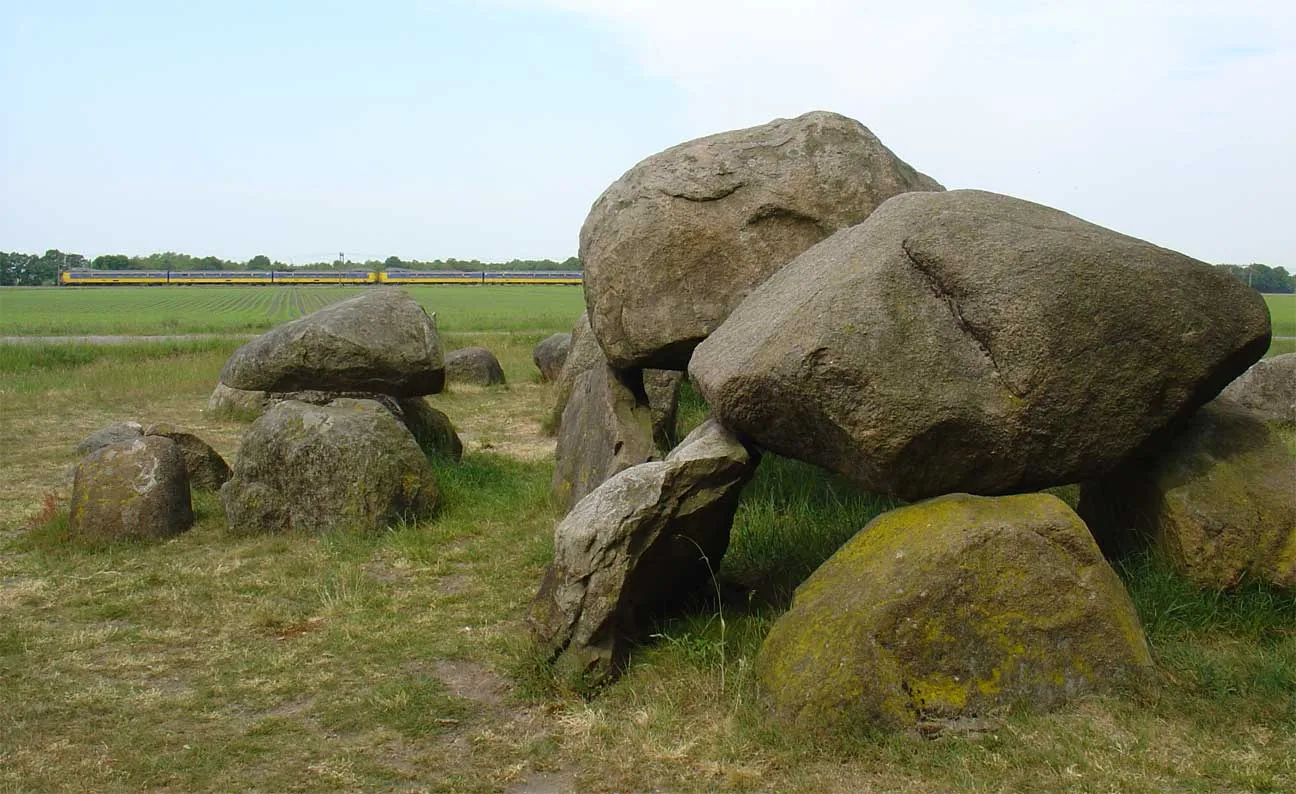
[[689, 189, 1271, 500], [580, 110, 943, 370]]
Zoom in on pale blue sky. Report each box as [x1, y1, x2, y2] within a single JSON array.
[[3, 1, 1293, 266]]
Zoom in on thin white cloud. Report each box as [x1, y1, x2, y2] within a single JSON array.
[[508, 0, 1296, 264]]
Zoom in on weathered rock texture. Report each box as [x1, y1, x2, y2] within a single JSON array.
[[1216, 353, 1295, 426], [758, 493, 1152, 733], [643, 369, 685, 449], [221, 399, 438, 534], [205, 385, 459, 459], [1080, 405, 1296, 589], [581, 110, 944, 369], [531, 421, 757, 685], [533, 333, 572, 382], [143, 423, 232, 491], [206, 383, 271, 418], [549, 313, 604, 427], [395, 397, 463, 461], [219, 289, 444, 396], [75, 421, 143, 455], [691, 190, 1272, 501], [69, 437, 194, 542], [551, 364, 659, 512], [444, 346, 507, 387]]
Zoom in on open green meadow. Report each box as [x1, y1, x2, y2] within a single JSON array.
[[0, 287, 1293, 792], [0, 285, 587, 336]]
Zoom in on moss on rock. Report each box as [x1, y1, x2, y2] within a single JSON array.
[[757, 493, 1151, 734]]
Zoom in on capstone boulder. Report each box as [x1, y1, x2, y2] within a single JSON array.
[[219, 288, 444, 396], [581, 110, 944, 369], [690, 189, 1272, 500]]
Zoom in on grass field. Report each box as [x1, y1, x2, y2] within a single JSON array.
[[1, 288, 1293, 792], [0, 285, 587, 336]]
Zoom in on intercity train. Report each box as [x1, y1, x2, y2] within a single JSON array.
[[58, 269, 583, 286]]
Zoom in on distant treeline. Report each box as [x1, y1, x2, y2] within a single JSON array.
[[1215, 263, 1294, 294], [0, 250, 583, 286], [3, 249, 1291, 291]]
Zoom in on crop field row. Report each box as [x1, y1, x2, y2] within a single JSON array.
[[0, 285, 587, 337]]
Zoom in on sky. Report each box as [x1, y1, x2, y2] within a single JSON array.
[[2, 0, 1292, 266]]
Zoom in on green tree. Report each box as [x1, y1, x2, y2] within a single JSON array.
[[247, 254, 272, 270], [92, 254, 132, 270]]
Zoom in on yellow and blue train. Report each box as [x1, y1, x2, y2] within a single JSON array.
[[59, 269, 583, 286]]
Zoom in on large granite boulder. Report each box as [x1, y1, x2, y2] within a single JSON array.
[[444, 346, 506, 387], [394, 397, 463, 462], [758, 493, 1152, 734], [69, 437, 194, 542], [691, 190, 1272, 501], [551, 363, 659, 512], [531, 420, 758, 685], [75, 421, 143, 455], [221, 399, 438, 534], [143, 423, 232, 491], [1080, 404, 1296, 589], [533, 333, 572, 382], [1216, 353, 1295, 425], [581, 110, 944, 370], [219, 289, 444, 396]]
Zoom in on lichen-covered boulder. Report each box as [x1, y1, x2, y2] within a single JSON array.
[[551, 363, 659, 512], [69, 437, 194, 542], [220, 399, 438, 534], [582, 110, 944, 369], [394, 397, 463, 462], [143, 423, 232, 491], [531, 420, 757, 685], [1080, 404, 1296, 589], [75, 421, 143, 455], [1216, 353, 1295, 426], [758, 493, 1152, 734], [533, 332, 572, 382], [219, 288, 444, 396], [691, 190, 1272, 501], [444, 346, 507, 387]]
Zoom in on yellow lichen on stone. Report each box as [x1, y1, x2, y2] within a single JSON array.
[[757, 493, 1152, 734]]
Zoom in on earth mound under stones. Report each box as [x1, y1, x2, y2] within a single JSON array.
[[758, 493, 1152, 733], [219, 288, 445, 396], [531, 420, 758, 686], [69, 437, 194, 542], [220, 399, 438, 534], [581, 110, 944, 370], [690, 189, 1271, 501]]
